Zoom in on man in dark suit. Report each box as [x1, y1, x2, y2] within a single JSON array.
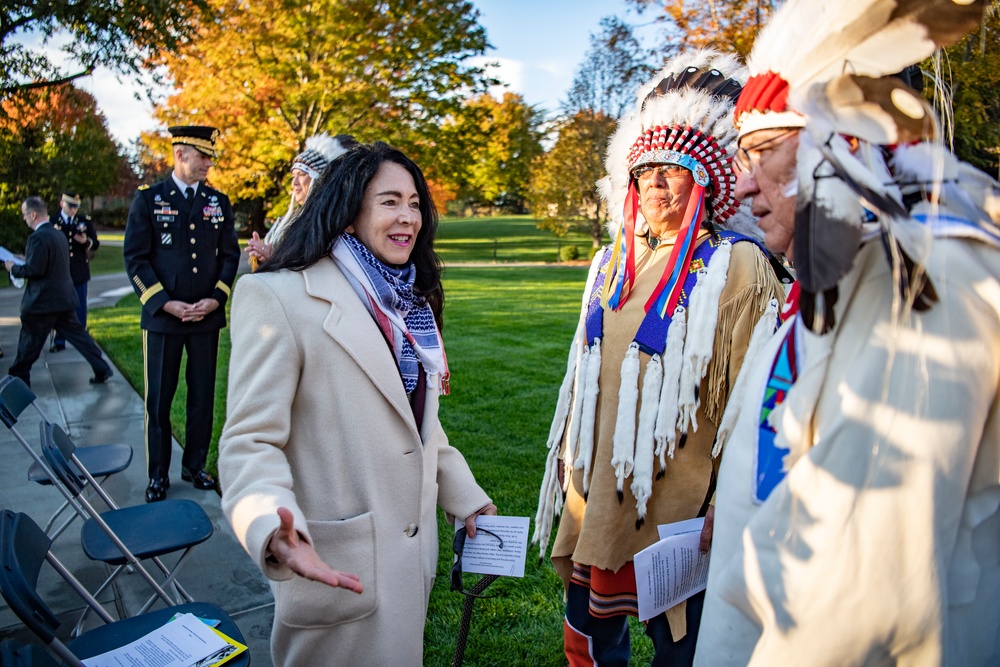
[[4, 196, 113, 388], [50, 191, 100, 352], [124, 125, 240, 502]]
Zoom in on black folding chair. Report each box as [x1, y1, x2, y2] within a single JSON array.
[[0, 509, 250, 667], [40, 421, 213, 628], [0, 640, 59, 667], [0, 375, 133, 540]]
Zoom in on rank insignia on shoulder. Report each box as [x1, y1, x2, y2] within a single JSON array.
[[140, 184, 151, 191]]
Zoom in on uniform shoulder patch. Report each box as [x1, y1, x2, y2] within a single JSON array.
[[139, 184, 150, 191]]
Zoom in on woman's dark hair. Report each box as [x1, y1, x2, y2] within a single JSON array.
[[262, 141, 444, 325]]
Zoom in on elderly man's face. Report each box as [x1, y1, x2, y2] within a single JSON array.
[[635, 164, 698, 238], [734, 129, 800, 261]]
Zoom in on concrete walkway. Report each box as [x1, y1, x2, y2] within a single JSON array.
[[0, 272, 275, 664]]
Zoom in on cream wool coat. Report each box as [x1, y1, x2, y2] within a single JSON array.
[[219, 258, 491, 667]]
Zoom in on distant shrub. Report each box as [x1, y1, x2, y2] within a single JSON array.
[[89, 206, 130, 229], [559, 244, 580, 262], [0, 204, 29, 255]]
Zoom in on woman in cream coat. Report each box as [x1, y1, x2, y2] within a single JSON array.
[[219, 142, 495, 666]]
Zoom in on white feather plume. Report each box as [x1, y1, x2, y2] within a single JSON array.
[[749, 0, 985, 112], [304, 133, 351, 162]]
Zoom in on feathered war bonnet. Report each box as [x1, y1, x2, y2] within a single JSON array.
[[263, 133, 357, 253], [735, 0, 987, 332], [291, 133, 355, 180], [598, 50, 751, 317]]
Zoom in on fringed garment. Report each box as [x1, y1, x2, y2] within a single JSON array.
[[537, 230, 785, 638]]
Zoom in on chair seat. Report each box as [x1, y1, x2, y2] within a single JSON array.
[[0, 640, 59, 667], [68, 601, 250, 666], [27, 443, 133, 485], [80, 500, 214, 564]]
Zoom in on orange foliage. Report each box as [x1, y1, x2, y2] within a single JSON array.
[[427, 179, 458, 216], [631, 0, 772, 59]]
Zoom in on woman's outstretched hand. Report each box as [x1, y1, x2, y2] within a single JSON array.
[[267, 507, 364, 593]]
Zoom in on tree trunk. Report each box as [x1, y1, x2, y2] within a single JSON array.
[[237, 197, 268, 238]]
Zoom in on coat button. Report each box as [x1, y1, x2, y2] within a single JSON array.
[[190, 238, 196, 244], [405, 523, 418, 537], [192, 267, 198, 273], [190, 224, 196, 230], [191, 253, 197, 259]]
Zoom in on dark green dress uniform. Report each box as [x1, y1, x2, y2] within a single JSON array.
[[123, 178, 240, 484], [51, 211, 99, 348]]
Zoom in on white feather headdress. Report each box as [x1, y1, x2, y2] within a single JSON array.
[[735, 0, 985, 139], [734, 0, 985, 332], [600, 50, 751, 239], [292, 133, 353, 179]]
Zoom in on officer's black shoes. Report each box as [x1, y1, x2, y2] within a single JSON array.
[[145, 477, 168, 503], [89, 368, 114, 384], [181, 467, 216, 490], [49, 343, 65, 353]]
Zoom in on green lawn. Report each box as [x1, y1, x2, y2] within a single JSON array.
[[88, 242, 125, 275], [84, 218, 659, 665], [436, 215, 602, 264]]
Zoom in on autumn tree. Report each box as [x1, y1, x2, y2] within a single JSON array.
[[1, 0, 206, 96], [528, 17, 647, 246], [627, 0, 775, 59], [441, 92, 544, 214], [151, 0, 495, 233], [529, 110, 616, 249], [0, 84, 130, 245], [564, 16, 656, 119], [929, 2, 1000, 176]]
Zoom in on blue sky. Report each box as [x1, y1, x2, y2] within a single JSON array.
[[75, 0, 650, 146], [471, 0, 651, 115]]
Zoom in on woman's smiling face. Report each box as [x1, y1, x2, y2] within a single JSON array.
[[347, 161, 423, 266]]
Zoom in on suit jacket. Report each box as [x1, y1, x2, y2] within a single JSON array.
[[10, 221, 78, 315], [52, 212, 99, 285], [123, 178, 240, 334], [219, 258, 491, 667]]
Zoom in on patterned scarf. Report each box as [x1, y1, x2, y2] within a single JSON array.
[[332, 234, 448, 395]]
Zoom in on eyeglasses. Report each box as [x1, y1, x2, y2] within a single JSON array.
[[65, 203, 80, 209], [450, 526, 503, 599], [631, 163, 689, 181], [732, 129, 799, 177]]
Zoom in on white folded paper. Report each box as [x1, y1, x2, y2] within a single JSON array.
[[82, 612, 232, 667], [633, 517, 710, 621], [456, 515, 529, 578], [0, 246, 24, 266]]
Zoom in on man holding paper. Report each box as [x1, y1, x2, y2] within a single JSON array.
[[533, 52, 786, 666], [4, 196, 112, 387]]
